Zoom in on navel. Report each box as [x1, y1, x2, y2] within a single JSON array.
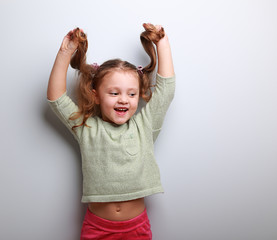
[[115, 205, 121, 213]]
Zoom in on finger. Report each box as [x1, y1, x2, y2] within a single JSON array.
[[142, 23, 148, 29], [143, 23, 154, 31], [66, 30, 73, 37], [155, 25, 162, 31]]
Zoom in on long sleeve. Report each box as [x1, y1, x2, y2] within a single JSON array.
[[138, 73, 175, 141]]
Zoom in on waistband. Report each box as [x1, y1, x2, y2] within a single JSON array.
[[84, 208, 149, 233]]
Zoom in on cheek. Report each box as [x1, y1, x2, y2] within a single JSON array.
[[102, 97, 116, 108], [130, 98, 139, 109]]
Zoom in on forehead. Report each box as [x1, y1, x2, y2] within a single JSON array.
[[100, 70, 139, 88]]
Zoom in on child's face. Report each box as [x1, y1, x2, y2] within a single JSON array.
[[94, 70, 140, 125]]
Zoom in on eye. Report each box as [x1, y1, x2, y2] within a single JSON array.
[[129, 93, 136, 97], [110, 92, 118, 96]]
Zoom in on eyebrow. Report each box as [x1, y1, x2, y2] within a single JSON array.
[[107, 87, 139, 91]]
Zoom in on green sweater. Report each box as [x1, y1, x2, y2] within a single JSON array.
[[48, 74, 175, 202]]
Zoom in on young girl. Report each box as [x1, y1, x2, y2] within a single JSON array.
[[47, 23, 175, 239]]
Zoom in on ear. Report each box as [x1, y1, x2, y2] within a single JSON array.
[[92, 89, 100, 105]]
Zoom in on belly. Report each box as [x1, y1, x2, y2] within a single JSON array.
[[88, 198, 145, 221]]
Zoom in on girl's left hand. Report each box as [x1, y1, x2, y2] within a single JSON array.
[[142, 23, 166, 45], [143, 23, 162, 32]]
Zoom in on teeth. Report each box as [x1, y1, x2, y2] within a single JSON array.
[[115, 108, 128, 112]]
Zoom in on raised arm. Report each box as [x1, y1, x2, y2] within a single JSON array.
[[142, 23, 174, 78], [47, 29, 79, 101], [156, 32, 174, 77], [137, 24, 175, 141]]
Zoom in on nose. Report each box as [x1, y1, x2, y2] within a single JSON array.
[[118, 94, 128, 104]]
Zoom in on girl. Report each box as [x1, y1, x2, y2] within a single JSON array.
[[47, 23, 175, 239]]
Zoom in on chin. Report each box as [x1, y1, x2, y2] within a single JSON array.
[[114, 118, 129, 125]]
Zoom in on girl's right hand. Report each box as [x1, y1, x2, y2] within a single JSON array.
[[59, 28, 82, 55]]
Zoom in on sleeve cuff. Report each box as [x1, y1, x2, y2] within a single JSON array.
[[47, 91, 67, 103], [156, 73, 176, 83]]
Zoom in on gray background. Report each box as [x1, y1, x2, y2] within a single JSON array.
[[1, 0, 277, 239]]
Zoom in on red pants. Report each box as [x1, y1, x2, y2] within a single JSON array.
[[80, 208, 152, 240]]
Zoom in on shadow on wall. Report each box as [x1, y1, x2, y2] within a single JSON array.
[[43, 103, 87, 234]]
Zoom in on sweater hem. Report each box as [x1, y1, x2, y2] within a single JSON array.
[[81, 186, 164, 203]]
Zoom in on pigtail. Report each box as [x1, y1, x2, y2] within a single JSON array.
[[70, 28, 88, 70], [139, 24, 165, 101], [69, 28, 99, 129]]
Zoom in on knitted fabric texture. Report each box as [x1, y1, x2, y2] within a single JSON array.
[[48, 74, 175, 202]]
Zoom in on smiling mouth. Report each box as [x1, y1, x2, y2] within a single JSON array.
[[114, 107, 128, 113]]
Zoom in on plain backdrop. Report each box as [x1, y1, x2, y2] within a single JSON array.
[[1, 0, 277, 239]]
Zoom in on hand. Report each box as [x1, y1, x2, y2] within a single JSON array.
[[143, 23, 162, 32], [142, 23, 173, 77], [142, 23, 165, 44], [59, 28, 84, 55]]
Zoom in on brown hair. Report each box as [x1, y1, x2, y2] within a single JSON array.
[[69, 26, 165, 129]]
